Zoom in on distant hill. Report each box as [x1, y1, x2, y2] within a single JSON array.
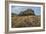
[[12, 9, 35, 16]]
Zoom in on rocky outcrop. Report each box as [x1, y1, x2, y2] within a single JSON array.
[[18, 9, 35, 16]]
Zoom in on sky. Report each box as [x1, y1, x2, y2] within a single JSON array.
[[11, 6, 41, 15]]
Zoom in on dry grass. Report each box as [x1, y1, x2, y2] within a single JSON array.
[[12, 16, 41, 28]]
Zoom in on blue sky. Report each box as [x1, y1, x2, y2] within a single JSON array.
[[11, 6, 41, 15]]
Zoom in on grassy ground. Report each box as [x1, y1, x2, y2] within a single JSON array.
[[12, 16, 41, 28]]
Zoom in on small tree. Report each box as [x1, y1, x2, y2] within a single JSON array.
[[12, 13, 17, 16]]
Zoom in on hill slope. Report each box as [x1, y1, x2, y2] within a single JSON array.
[[12, 16, 41, 28]]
